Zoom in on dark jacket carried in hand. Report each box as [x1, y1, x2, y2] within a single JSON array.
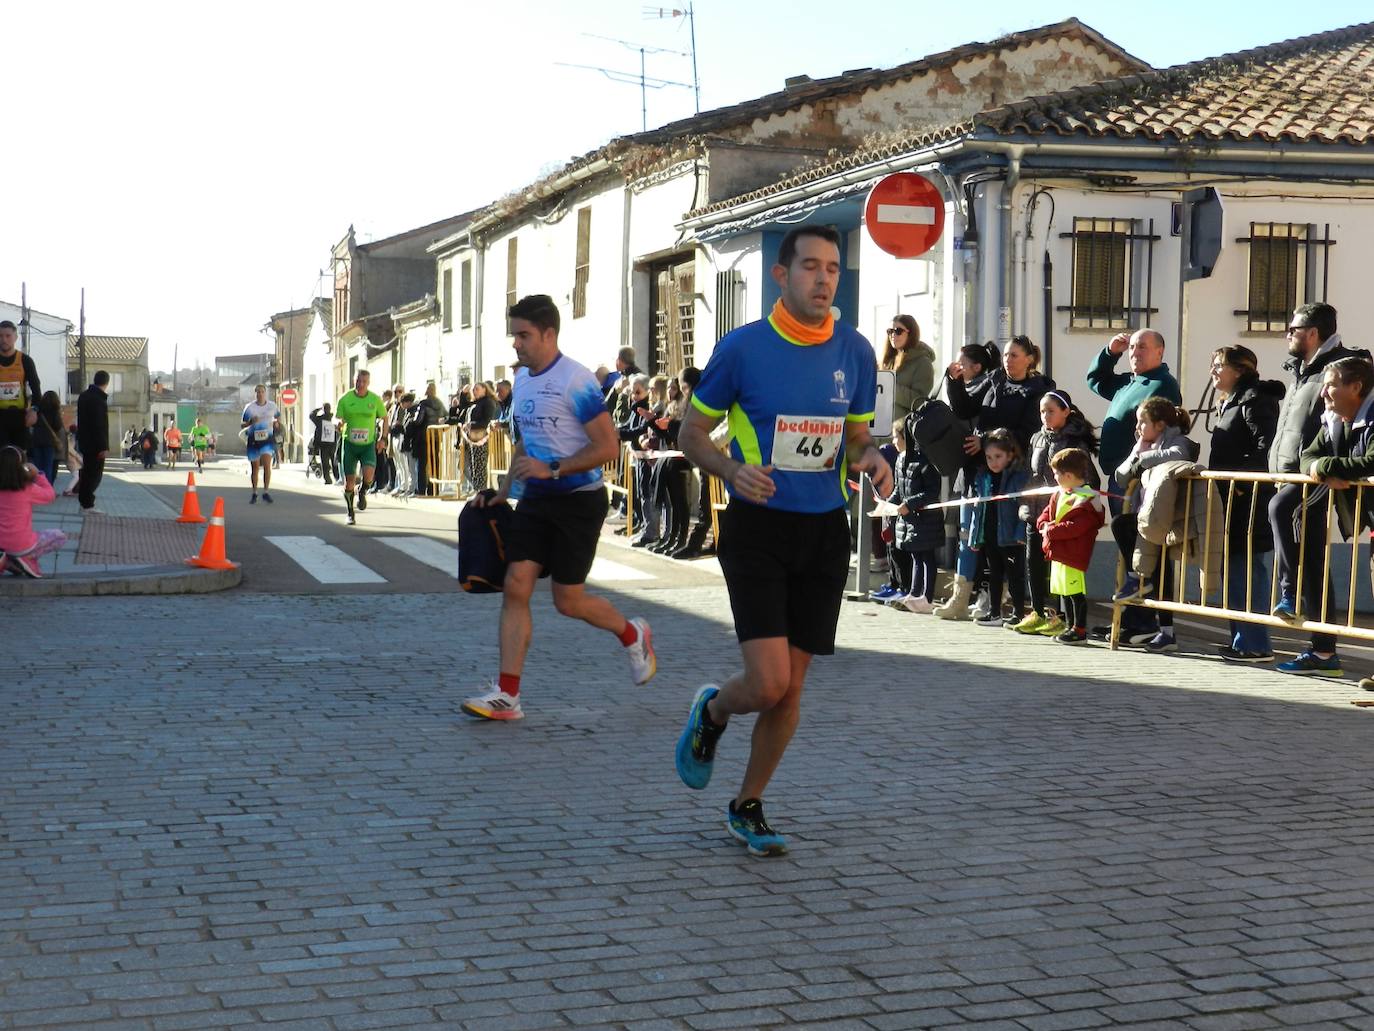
[[1210, 374, 1284, 548], [1028, 413, 1101, 491], [1300, 399, 1374, 540], [1269, 334, 1372, 473], [888, 445, 944, 553], [1086, 347, 1182, 477], [947, 368, 1054, 451], [75, 385, 109, 455], [458, 493, 513, 593]]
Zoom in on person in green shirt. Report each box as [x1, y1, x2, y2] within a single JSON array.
[[335, 369, 389, 525], [190, 418, 211, 473]]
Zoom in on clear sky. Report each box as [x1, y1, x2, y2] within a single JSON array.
[[4, 1, 1369, 373]]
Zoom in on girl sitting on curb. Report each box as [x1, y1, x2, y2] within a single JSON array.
[[0, 446, 67, 579]]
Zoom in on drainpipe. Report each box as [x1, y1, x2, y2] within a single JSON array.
[[997, 148, 1023, 347], [473, 239, 485, 379], [621, 185, 633, 353]]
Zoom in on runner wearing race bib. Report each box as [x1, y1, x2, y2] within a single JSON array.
[[164, 424, 183, 470], [241, 385, 280, 504], [190, 419, 211, 473], [673, 225, 892, 857], [459, 294, 656, 724], [0, 320, 42, 454], [335, 370, 389, 525]]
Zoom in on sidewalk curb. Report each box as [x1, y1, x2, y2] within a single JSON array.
[[0, 564, 241, 598]]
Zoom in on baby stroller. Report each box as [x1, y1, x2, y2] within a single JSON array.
[[306, 440, 323, 479]]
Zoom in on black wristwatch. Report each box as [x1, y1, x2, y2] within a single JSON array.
[[549, 460, 561, 480]]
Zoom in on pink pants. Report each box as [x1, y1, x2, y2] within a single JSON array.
[[13, 528, 67, 560]]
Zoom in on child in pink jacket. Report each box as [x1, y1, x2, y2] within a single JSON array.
[[0, 446, 67, 578]]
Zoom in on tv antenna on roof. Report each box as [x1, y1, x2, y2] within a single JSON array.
[[557, 33, 694, 132], [643, 4, 699, 114]]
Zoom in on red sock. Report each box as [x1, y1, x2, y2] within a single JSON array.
[[616, 621, 638, 647], [498, 672, 520, 696]]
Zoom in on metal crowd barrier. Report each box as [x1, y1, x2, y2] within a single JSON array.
[[1111, 469, 1374, 648], [425, 425, 463, 498], [487, 425, 512, 491], [605, 443, 635, 537], [708, 474, 728, 547]]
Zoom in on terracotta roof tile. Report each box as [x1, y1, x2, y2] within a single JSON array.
[[65, 335, 147, 363], [687, 20, 1374, 222]]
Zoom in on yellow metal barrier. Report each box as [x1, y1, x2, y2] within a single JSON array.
[[1111, 469, 1374, 648], [487, 425, 512, 491], [425, 425, 463, 498], [605, 443, 635, 537], [708, 474, 728, 548]]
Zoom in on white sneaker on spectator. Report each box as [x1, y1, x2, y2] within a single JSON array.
[[903, 596, 934, 614], [970, 589, 992, 620], [624, 617, 656, 685]]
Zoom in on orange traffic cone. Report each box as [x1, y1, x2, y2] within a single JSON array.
[[176, 472, 207, 524], [187, 497, 238, 570]]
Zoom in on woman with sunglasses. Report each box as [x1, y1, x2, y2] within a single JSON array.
[[881, 315, 935, 419]]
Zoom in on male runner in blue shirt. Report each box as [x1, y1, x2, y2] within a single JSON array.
[[675, 224, 893, 856]]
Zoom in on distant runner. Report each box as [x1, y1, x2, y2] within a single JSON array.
[[241, 384, 280, 504], [190, 418, 211, 472], [335, 370, 388, 525], [164, 424, 182, 470], [461, 294, 655, 721]]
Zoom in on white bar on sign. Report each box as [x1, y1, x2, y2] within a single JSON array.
[[875, 204, 936, 226], [265, 536, 385, 584]]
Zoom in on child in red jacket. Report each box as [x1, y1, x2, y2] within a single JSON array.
[[1035, 447, 1105, 643]]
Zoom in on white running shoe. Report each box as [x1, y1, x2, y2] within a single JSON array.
[[460, 684, 524, 721], [624, 617, 657, 685]]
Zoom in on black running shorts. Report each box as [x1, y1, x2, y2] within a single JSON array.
[[717, 499, 851, 655], [507, 487, 609, 585]]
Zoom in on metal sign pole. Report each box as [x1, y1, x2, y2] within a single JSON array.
[[848, 472, 874, 600]]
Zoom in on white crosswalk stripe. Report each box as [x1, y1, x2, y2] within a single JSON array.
[[265, 536, 385, 584], [375, 536, 655, 583]]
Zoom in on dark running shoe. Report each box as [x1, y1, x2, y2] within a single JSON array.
[[1219, 647, 1274, 664], [261, 492, 273, 504], [357, 489, 367, 511], [727, 798, 787, 857]]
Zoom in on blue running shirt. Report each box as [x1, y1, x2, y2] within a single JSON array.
[[692, 316, 877, 513], [510, 353, 607, 499]]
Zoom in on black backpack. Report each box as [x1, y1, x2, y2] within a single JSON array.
[[908, 395, 964, 477]]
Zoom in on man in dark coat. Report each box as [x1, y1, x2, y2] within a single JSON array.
[[1269, 304, 1371, 676], [75, 371, 110, 512]]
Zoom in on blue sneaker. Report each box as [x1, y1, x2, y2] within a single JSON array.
[[676, 685, 724, 790], [1112, 574, 1154, 602], [1275, 651, 1343, 677], [1272, 597, 1300, 624], [868, 585, 897, 602], [727, 798, 787, 857]]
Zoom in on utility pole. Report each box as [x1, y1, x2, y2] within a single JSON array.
[[78, 288, 86, 390], [20, 282, 29, 352]]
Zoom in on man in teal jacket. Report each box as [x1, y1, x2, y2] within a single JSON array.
[[1086, 328, 1181, 642]]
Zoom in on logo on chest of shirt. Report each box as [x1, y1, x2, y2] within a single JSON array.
[[832, 369, 847, 404]]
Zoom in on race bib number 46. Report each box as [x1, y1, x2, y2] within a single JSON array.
[[349, 428, 370, 444], [772, 414, 844, 472]]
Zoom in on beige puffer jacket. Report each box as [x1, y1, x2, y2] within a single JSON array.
[[1133, 460, 1224, 593]]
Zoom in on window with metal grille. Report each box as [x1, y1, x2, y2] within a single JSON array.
[[460, 259, 472, 328], [715, 270, 744, 341], [441, 268, 453, 332], [573, 207, 591, 319], [1067, 217, 1132, 329], [505, 238, 518, 332], [1234, 223, 1321, 333]]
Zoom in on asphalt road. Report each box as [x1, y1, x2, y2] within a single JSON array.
[[127, 454, 726, 596]]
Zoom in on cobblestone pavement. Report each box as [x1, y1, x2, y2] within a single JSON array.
[[7, 587, 1374, 1029]]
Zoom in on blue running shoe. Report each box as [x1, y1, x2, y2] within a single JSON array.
[[1271, 597, 1300, 624], [727, 798, 787, 857], [676, 684, 724, 790], [1275, 651, 1343, 677], [868, 585, 897, 602]]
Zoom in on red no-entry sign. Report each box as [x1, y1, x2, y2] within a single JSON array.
[[280, 387, 298, 406], [864, 172, 945, 258]]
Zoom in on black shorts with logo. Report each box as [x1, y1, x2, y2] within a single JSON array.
[[507, 487, 608, 585], [717, 499, 851, 656]]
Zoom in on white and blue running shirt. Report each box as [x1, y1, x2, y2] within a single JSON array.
[[509, 354, 607, 499], [241, 401, 279, 446]]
